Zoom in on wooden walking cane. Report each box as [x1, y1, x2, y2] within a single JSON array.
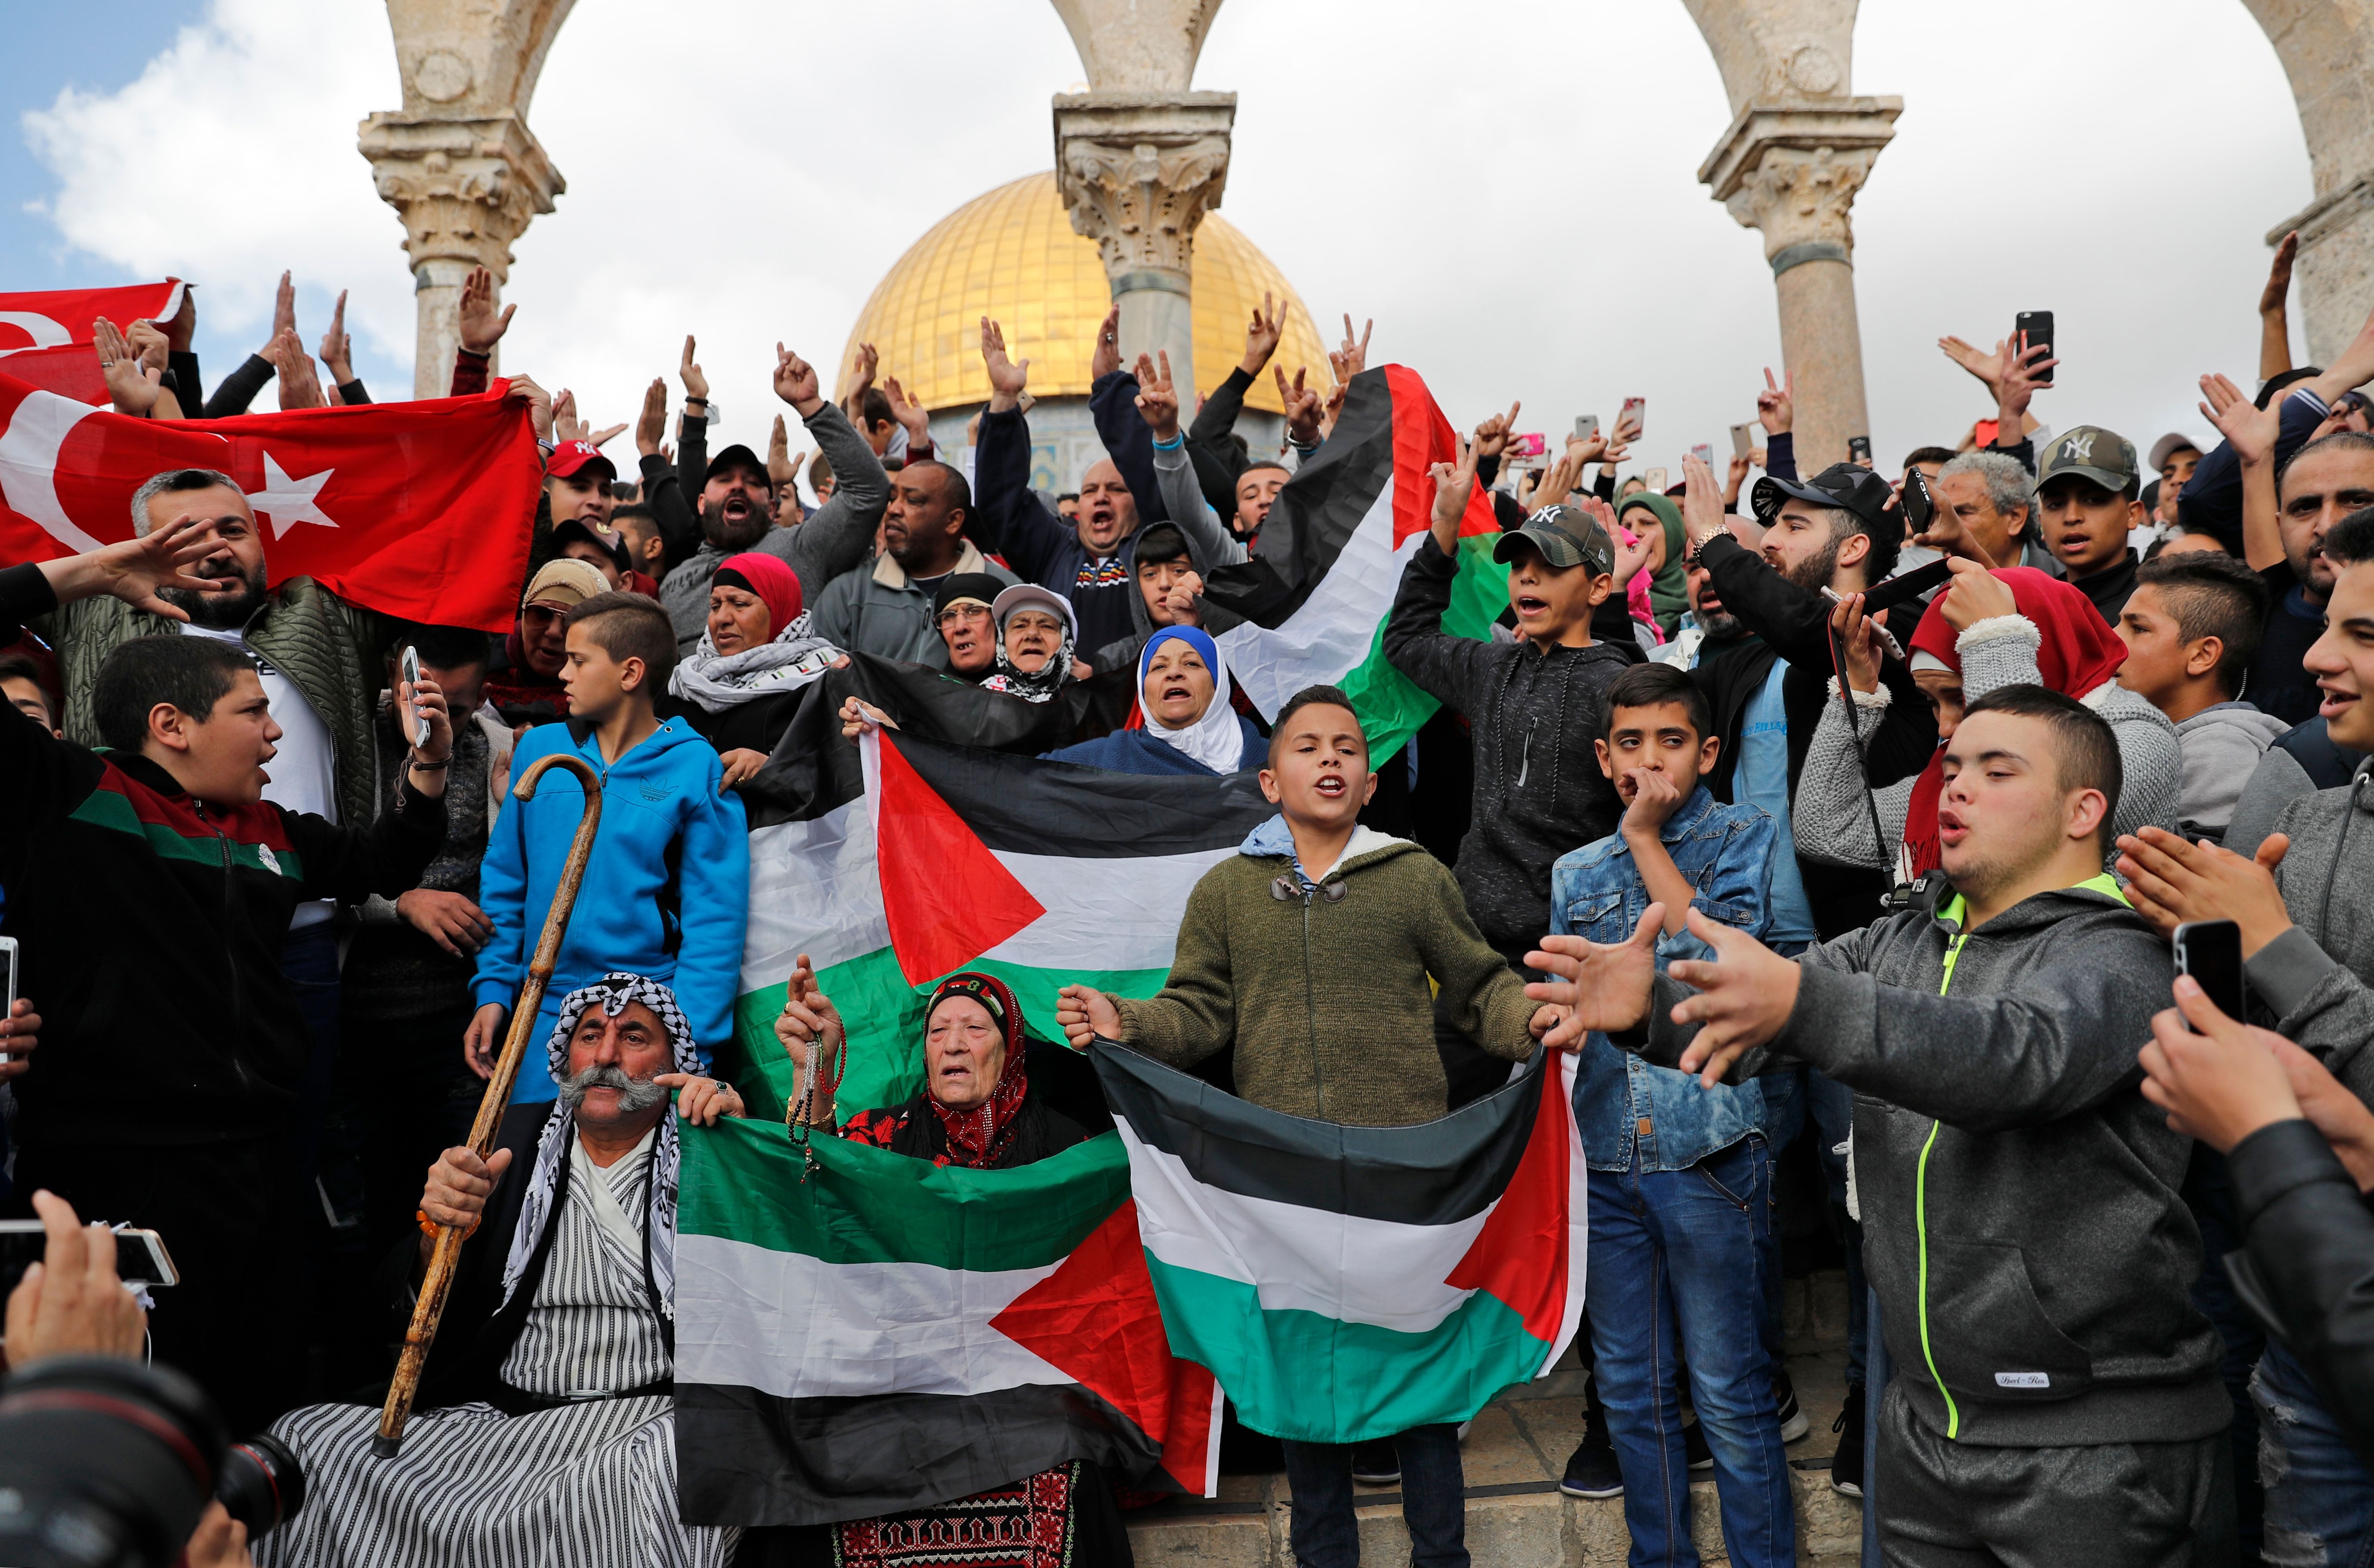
[[372, 752, 604, 1458]]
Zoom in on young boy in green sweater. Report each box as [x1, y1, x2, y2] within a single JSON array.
[[1059, 683, 1559, 1568]]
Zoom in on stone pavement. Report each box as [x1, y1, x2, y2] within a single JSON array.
[[1125, 1270, 1863, 1567]]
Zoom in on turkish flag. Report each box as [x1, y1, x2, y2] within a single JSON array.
[[0, 371, 541, 632], [0, 281, 185, 405]]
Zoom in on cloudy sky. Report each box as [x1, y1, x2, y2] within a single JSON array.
[[3, 0, 2315, 480]]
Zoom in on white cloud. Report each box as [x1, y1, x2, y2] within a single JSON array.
[[19, 0, 2314, 477]]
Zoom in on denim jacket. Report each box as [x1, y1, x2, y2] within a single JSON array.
[[1552, 785, 1776, 1172]]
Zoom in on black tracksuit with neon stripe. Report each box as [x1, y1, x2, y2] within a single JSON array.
[[1621, 881, 2229, 1451]]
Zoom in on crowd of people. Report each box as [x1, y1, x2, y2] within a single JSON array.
[[4, 231, 2374, 1568]]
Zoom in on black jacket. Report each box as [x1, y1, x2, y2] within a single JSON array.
[[1692, 534, 1938, 940], [1384, 534, 1631, 966], [2227, 1117, 2374, 1470]]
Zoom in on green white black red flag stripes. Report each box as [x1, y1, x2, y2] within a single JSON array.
[[726, 727, 1276, 1123], [1093, 1041, 1586, 1444], [1203, 363, 1507, 762], [672, 1117, 1221, 1526]]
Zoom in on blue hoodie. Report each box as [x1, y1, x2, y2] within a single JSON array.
[[473, 716, 749, 1100]]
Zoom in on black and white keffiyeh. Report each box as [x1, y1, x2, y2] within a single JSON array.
[[501, 974, 702, 1319], [666, 612, 842, 712]]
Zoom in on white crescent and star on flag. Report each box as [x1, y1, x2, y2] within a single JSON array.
[[0, 384, 337, 549]]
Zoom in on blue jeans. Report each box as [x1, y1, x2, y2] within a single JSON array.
[[2256, 1339, 2374, 1568], [1804, 1067, 1869, 1387], [1588, 1135, 1794, 1568], [1282, 1424, 1467, 1567]]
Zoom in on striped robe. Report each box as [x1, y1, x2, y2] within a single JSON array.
[[258, 1135, 736, 1567]]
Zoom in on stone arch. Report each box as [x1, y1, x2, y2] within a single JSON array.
[[2241, 0, 2374, 362]]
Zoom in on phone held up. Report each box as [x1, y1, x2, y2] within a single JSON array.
[[0, 935, 14, 1057], [1512, 432, 1547, 460], [401, 645, 429, 750], [1847, 435, 1874, 464], [1730, 423, 1754, 459], [1688, 443, 1714, 468], [1642, 466, 1669, 493], [0, 1219, 180, 1296], [2174, 919, 2248, 1029], [1901, 464, 1937, 535], [2015, 310, 2055, 385], [1618, 397, 1646, 438], [1574, 415, 1599, 445]]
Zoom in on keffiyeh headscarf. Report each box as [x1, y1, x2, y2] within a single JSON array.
[[501, 973, 703, 1318], [668, 552, 842, 712], [979, 588, 1078, 704], [1138, 626, 1245, 774], [923, 972, 1030, 1167]]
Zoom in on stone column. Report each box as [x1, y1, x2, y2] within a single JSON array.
[[1700, 99, 1900, 471], [359, 111, 563, 398], [2268, 184, 2374, 367], [1053, 92, 1235, 397]]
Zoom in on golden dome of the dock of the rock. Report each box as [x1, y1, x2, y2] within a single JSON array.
[[838, 172, 1327, 417]]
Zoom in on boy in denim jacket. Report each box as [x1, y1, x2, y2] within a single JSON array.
[[1547, 661, 1791, 1568]]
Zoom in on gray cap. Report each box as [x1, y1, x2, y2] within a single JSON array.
[[1493, 504, 1617, 576], [2036, 426, 2139, 494]]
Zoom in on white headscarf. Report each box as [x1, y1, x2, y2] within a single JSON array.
[[1139, 626, 1245, 775]]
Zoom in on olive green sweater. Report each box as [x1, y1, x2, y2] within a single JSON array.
[[1110, 826, 1537, 1127]]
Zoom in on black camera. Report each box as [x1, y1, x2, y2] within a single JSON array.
[[0, 1355, 304, 1566]]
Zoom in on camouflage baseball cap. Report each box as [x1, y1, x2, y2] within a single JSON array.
[[2036, 426, 2139, 494], [1494, 504, 1618, 576]]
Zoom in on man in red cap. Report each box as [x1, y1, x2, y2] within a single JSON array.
[[545, 439, 619, 535]]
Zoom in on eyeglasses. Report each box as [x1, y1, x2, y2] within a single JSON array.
[[520, 602, 569, 625], [937, 606, 993, 627]]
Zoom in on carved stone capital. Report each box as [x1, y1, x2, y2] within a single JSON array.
[[1052, 93, 1237, 285], [1698, 99, 1900, 266], [357, 109, 565, 279]]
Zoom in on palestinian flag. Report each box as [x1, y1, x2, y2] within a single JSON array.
[[1094, 1040, 1586, 1443], [673, 1115, 1221, 1526], [725, 722, 1275, 1123], [1203, 363, 1507, 762]]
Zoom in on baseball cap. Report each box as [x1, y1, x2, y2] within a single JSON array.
[[2036, 426, 2140, 494], [551, 518, 630, 576], [520, 557, 610, 612], [545, 440, 616, 483], [2148, 432, 2203, 473], [990, 582, 1077, 636], [1750, 462, 1894, 529], [1492, 504, 1618, 576], [706, 444, 772, 489]]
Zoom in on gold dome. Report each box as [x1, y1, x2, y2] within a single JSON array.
[[837, 172, 1328, 417]]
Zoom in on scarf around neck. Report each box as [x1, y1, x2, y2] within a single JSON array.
[[668, 613, 841, 711], [501, 973, 703, 1318], [922, 971, 1030, 1167], [980, 611, 1078, 703]]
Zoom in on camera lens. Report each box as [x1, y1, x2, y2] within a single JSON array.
[[216, 1432, 305, 1538], [0, 1356, 225, 1568]]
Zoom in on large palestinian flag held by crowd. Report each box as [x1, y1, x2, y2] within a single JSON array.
[[1202, 362, 1508, 762], [1096, 1041, 1587, 1442], [727, 725, 1276, 1120], [673, 1115, 1220, 1525]]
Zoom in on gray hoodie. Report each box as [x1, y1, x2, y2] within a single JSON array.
[[1618, 879, 2227, 1449], [2172, 701, 2290, 838], [2243, 774, 2374, 1104]]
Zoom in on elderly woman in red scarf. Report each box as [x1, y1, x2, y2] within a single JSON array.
[[661, 551, 844, 790], [1794, 557, 2183, 880], [738, 961, 1119, 1568]]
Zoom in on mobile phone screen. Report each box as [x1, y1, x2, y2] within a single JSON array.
[[1730, 424, 1754, 458], [1574, 415, 1599, 444], [2174, 920, 2247, 1025], [1642, 467, 1668, 492], [401, 646, 429, 748], [2015, 311, 2055, 385]]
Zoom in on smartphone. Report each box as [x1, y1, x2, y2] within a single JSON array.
[[1642, 466, 1669, 492], [400, 645, 429, 749], [1513, 432, 1547, 458], [1689, 443, 1714, 468], [1859, 556, 1953, 617], [2015, 310, 2055, 385], [1901, 465, 1937, 535], [1618, 397, 1646, 438], [0, 935, 14, 1052], [1573, 415, 1599, 444], [1847, 434, 1873, 464], [1730, 423, 1754, 458], [0, 1220, 177, 1295], [2174, 919, 2248, 1026]]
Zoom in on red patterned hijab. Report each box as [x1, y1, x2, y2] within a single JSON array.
[[923, 972, 1030, 1167]]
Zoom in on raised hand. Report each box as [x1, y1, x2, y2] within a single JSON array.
[[4, 1189, 147, 1365], [317, 289, 353, 385], [2114, 826, 2294, 951], [1755, 366, 1794, 436], [846, 341, 878, 403], [270, 269, 296, 345], [1472, 400, 1522, 462], [1611, 520, 1653, 589], [506, 373, 554, 442], [53, 513, 233, 620], [1524, 909, 1662, 1046], [1090, 305, 1122, 382], [679, 334, 710, 404], [165, 283, 197, 352], [885, 376, 931, 448], [2199, 372, 2281, 468], [1275, 364, 1322, 446], [1241, 291, 1284, 375], [1995, 335, 2057, 427], [1163, 567, 1204, 627], [1829, 593, 1885, 694], [772, 344, 823, 416], [267, 329, 327, 411], [125, 318, 170, 376], [552, 387, 585, 443], [1664, 911, 1802, 1087], [2263, 231, 2299, 318], [636, 378, 668, 457], [1680, 453, 1727, 549], [1428, 429, 1479, 552], [1332, 314, 1373, 381], [93, 318, 167, 416], [456, 266, 513, 354], [1056, 984, 1122, 1049], [1938, 335, 2004, 393], [1133, 351, 1181, 441], [768, 414, 795, 487], [981, 317, 1030, 412], [774, 952, 846, 1075]]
